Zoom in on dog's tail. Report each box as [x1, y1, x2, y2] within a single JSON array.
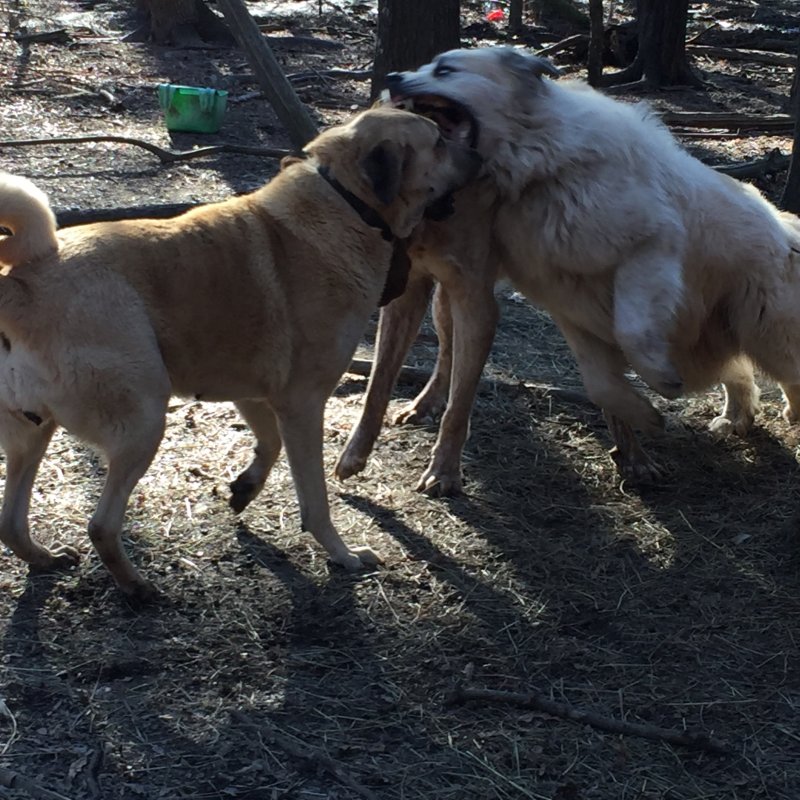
[[0, 172, 58, 270]]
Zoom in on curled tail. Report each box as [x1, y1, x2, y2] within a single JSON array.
[[0, 172, 58, 269]]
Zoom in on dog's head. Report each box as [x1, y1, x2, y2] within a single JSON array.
[[303, 107, 482, 239], [383, 47, 559, 169]]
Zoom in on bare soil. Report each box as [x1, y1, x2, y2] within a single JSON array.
[[1, 2, 800, 799]]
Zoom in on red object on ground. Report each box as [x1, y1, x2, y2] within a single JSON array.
[[486, 9, 505, 22]]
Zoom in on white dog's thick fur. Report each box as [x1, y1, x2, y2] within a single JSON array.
[[336, 46, 800, 491]]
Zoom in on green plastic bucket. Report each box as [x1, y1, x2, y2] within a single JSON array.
[[157, 84, 228, 134]]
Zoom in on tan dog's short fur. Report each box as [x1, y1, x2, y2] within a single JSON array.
[[335, 47, 800, 492], [0, 107, 479, 599]]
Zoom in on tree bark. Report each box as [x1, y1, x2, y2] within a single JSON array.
[[781, 74, 800, 213], [139, 0, 231, 45], [587, 0, 604, 86], [216, 0, 318, 148], [789, 38, 800, 114], [508, 0, 523, 35], [602, 0, 702, 88], [371, 0, 460, 101]]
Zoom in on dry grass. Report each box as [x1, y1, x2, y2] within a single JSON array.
[[2, 1, 800, 798]]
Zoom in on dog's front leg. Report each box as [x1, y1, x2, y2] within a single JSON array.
[[417, 277, 499, 496], [281, 398, 382, 570], [613, 251, 685, 399], [230, 399, 283, 513], [335, 271, 434, 482], [554, 314, 664, 482]]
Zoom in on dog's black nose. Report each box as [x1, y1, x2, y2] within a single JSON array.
[[384, 72, 403, 87]]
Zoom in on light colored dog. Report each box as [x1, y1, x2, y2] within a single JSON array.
[[335, 46, 800, 493], [0, 107, 480, 600]]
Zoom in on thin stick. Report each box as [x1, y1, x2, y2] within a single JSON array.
[[346, 358, 594, 408], [0, 766, 75, 800], [0, 135, 291, 163], [446, 683, 732, 754], [230, 711, 379, 800]]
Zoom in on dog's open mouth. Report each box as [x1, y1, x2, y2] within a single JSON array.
[[383, 91, 479, 149]]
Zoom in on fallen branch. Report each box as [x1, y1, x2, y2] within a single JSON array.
[[445, 683, 732, 755], [264, 34, 345, 51], [0, 765, 74, 800], [218, 0, 318, 147], [535, 33, 587, 58], [13, 29, 70, 44], [714, 148, 790, 179], [286, 67, 372, 84], [57, 203, 198, 227], [346, 358, 593, 408], [687, 44, 796, 68], [230, 711, 379, 800], [0, 135, 291, 163], [660, 111, 793, 132]]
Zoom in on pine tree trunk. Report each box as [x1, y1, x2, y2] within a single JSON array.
[[139, 0, 230, 45], [509, 0, 523, 35], [601, 0, 701, 88], [781, 79, 800, 213], [637, 0, 700, 86], [371, 0, 460, 101]]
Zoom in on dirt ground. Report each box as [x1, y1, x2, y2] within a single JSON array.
[[1, 1, 800, 798]]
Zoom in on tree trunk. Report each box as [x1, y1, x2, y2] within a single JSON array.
[[587, 0, 604, 86], [509, 0, 523, 35], [602, 0, 701, 88], [781, 72, 800, 213], [139, 0, 231, 45], [371, 0, 460, 101], [789, 38, 800, 114]]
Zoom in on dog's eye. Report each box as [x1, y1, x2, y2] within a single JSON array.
[[434, 64, 454, 77]]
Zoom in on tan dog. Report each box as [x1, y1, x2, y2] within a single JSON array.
[[335, 47, 800, 492], [0, 107, 480, 600]]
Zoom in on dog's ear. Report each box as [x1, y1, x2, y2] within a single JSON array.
[[498, 47, 560, 83], [360, 140, 406, 206]]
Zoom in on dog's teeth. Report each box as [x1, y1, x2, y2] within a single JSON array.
[[379, 89, 391, 105]]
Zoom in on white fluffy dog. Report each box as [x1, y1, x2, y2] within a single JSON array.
[[336, 46, 800, 490]]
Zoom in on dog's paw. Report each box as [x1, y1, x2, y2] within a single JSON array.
[[709, 413, 753, 438], [121, 578, 163, 608], [783, 404, 799, 425], [394, 399, 443, 427], [416, 466, 464, 497], [333, 449, 367, 481], [29, 544, 81, 573], [330, 546, 383, 571], [229, 477, 261, 513], [609, 447, 664, 484]]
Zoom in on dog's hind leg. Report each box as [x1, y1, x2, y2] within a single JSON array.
[[395, 283, 453, 425], [780, 383, 800, 424], [230, 399, 283, 513], [335, 271, 434, 481], [86, 399, 167, 601], [709, 358, 760, 437], [0, 415, 80, 571], [613, 250, 684, 399], [554, 315, 664, 481], [417, 277, 499, 496], [278, 396, 382, 570]]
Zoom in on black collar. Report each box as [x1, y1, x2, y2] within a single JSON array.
[[317, 165, 395, 243]]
